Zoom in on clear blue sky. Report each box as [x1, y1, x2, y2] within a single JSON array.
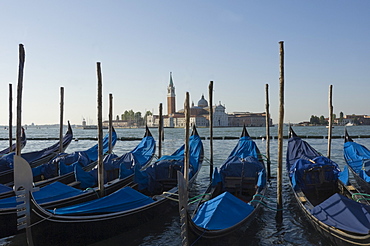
[[1, 1, 369, 125]]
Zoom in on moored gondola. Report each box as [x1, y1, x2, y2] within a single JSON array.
[[0, 122, 73, 185], [26, 125, 203, 245], [287, 126, 370, 246], [183, 125, 267, 244], [0, 127, 26, 156], [0, 127, 153, 239], [344, 129, 370, 194]]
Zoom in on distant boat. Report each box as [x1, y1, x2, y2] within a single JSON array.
[[325, 126, 334, 128], [345, 122, 354, 126]]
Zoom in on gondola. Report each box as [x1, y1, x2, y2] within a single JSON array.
[[26, 125, 203, 245], [344, 129, 370, 194], [31, 126, 118, 184], [182, 126, 267, 244], [0, 127, 27, 156], [0, 126, 117, 199], [287, 126, 370, 246], [0, 127, 155, 239], [0, 121, 73, 185]]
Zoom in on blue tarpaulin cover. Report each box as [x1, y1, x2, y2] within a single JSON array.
[[220, 156, 265, 187], [0, 184, 12, 193], [311, 193, 370, 235], [192, 191, 254, 230], [211, 135, 266, 188], [289, 156, 340, 190], [138, 134, 203, 193], [344, 141, 370, 182], [228, 136, 259, 160], [0, 129, 73, 172], [0, 182, 84, 209], [286, 136, 321, 172], [32, 130, 117, 179], [49, 186, 154, 215], [75, 134, 155, 188]]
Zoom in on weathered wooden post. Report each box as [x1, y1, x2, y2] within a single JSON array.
[[265, 84, 271, 179], [108, 93, 113, 154], [14, 43, 35, 246], [158, 103, 163, 158], [97, 62, 104, 197], [327, 85, 333, 158], [16, 44, 25, 156], [209, 81, 214, 180], [59, 87, 64, 153], [9, 83, 13, 150], [179, 92, 190, 246], [276, 41, 284, 220]]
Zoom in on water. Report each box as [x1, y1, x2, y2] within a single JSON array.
[[1, 125, 370, 246]]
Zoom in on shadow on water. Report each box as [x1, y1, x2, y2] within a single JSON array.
[[89, 209, 181, 246]]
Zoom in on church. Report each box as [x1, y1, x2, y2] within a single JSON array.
[[146, 73, 228, 128]]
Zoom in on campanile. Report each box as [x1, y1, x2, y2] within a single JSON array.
[[167, 72, 176, 115]]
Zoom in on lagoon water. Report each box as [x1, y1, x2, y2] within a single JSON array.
[[1, 125, 370, 245]]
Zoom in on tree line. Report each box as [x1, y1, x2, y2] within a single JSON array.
[[310, 111, 362, 125], [118, 110, 152, 126]]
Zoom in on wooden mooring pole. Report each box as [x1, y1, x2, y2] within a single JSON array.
[[16, 44, 34, 246], [209, 81, 214, 181], [179, 92, 190, 246], [108, 93, 113, 154], [158, 103, 163, 158], [327, 85, 333, 158], [9, 83, 13, 150], [265, 84, 271, 179], [59, 87, 64, 153], [276, 41, 284, 221], [96, 62, 104, 197], [16, 44, 25, 156]]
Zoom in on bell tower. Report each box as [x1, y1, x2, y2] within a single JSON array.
[[167, 72, 176, 115]]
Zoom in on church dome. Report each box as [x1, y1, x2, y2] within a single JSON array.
[[197, 95, 208, 108]]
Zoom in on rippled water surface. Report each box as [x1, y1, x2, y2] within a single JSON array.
[[1, 125, 370, 245]]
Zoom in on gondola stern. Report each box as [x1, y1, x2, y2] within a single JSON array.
[[344, 128, 353, 143], [144, 125, 153, 137], [289, 125, 298, 138], [191, 125, 199, 136], [241, 124, 250, 138]]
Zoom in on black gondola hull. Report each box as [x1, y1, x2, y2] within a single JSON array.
[[290, 182, 370, 246]]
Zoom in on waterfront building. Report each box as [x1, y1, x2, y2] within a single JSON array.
[[228, 112, 271, 127], [146, 73, 271, 127]]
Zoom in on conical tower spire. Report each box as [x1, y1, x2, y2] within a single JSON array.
[[169, 72, 174, 86]]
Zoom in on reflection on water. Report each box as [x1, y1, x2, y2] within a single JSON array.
[[1, 126, 370, 245]]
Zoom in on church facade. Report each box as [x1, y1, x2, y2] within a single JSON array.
[[146, 73, 271, 128]]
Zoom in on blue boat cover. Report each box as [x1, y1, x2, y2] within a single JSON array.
[[211, 135, 266, 189], [74, 134, 155, 188], [192, 191, 254, 230], [32, 130, 117, 179], [0, 183, 12, 193], [228, 136, 259, 160], [0, 182, 84, 209], [0, 127, 73, 172], [130, 135, 156, 167], [286, 136, 321, 172], [311, 193, 370, 235], [136, 134, 203, 193], [290, 156, 340, 190], [49, 186, 154, 215], [219, 156, 266, 189], [344, 141, 370, 182]]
